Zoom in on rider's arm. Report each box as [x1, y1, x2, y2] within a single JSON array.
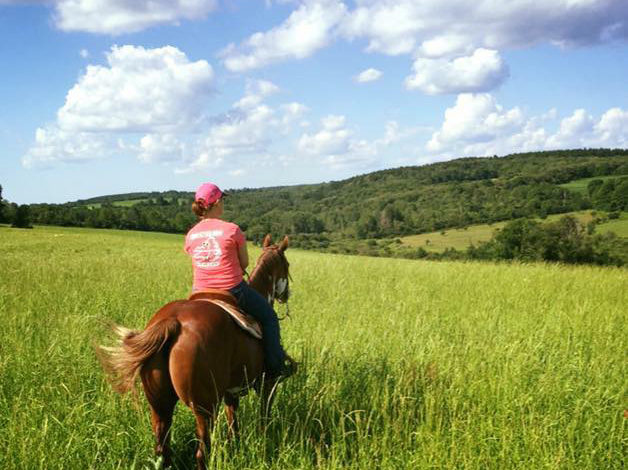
[[238, 242, 249, 272]]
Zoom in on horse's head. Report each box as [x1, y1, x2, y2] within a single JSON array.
[[250, 234, 291, 305]]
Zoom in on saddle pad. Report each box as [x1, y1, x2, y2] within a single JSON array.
[[192, 298, 262, 340], [189, 289, 238, 304]]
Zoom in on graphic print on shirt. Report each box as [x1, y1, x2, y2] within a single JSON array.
[[191, 230, 224, 268]]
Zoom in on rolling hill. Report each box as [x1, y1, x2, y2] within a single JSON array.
[[9, 148, 628, 262]]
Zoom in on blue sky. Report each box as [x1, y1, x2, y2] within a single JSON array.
[[1, 0, 627, 204]]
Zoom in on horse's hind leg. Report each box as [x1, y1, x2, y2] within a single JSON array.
[[141, 352, 178, 468], [149, 404, 175, 468], [224, 393, 240, 440], [192, 404, 217, 470]]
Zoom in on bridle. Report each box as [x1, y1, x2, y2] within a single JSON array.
[[249, 245, 293, 320], [272, 269, 293, 320]]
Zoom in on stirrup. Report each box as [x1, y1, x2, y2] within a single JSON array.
[[275, 355, 298, 382], [265, 355, 298, 383]]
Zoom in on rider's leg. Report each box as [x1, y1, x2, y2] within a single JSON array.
[[229, 282, 286, 375]]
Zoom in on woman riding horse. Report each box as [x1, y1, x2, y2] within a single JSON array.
[[185, 182, 294, 380], [98, 184, 296, 469]]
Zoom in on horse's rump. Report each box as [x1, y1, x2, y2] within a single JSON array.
[[98, 314, 181, 393], [100, 299, 264, 398]]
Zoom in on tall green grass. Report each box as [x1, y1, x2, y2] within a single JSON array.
[[1, 225, 626, 469]]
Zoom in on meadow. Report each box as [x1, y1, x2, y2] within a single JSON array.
[[86, 199, 150, 209], [400, 210, 628, 253], [86, 197, 188, 209], [558, 175, 626, 195], [0, 225, 626, 469]]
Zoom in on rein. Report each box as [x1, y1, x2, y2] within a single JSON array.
[[277, 303, 291, 321], [274, 271, 292, 321], [278, 271, 294, 321]]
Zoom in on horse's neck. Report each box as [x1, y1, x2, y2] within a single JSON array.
[[248, 264, 271, 299]]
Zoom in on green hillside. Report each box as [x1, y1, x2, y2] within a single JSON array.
[[4, 148, 627, 263]]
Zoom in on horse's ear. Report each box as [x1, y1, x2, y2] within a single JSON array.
[[279, 235, 289, 252], [262, 234, 272, 248]]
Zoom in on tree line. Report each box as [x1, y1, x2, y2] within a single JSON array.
[[2, 149, 627, 265]]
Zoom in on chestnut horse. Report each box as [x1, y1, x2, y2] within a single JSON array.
[[99, 235, 292, 469]]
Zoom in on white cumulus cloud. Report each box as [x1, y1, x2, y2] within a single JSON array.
[[298, 114, 350, 156], [179, 105, 275, 173], [234, 80, 280, 110], [280, 102, 309, 130], [595, 108, 628, 147], [178, 81, 309, 173], [546, 107, 628, 149], [24, 45, 214, 168], [239, 0, 628, 93], [297, 115, 416, 170], [53, 0, 218, 35], [221, 0, 347, 72], [203, 105, 276, 157], [427, 94, 524, 152], [22, 126, 117, 168], [58, 45, 214, 133], [354, 67, 383, 83], [545, 109, 595, 149], [138, 134, 186, 163], [426, 93, 628, 158], [405, 49, 509, 94], [341, 0, 628, 55]]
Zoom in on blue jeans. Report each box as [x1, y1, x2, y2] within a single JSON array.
[[228, 281, 286, 375]]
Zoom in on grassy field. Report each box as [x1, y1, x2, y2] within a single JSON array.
[[86, 198, 187, 209], [559, 175, 626, 195], [596, 212, 628, 238], [400, 211, 627, 252], [87, 199, 149, 209], [0, 225, 626, 469]]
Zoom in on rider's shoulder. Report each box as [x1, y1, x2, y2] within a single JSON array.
[[220, 220, 242, 233]]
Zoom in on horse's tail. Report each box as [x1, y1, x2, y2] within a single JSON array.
[[97, 317, 180, 394]]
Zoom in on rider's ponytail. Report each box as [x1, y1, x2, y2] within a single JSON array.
[[192, 199, 221, 218], [192, 200, 208, 218]]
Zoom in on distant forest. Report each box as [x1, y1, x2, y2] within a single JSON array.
[[2, 148, 627, 264]]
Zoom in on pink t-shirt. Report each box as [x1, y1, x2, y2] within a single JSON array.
[[184, 218, 246, 291]]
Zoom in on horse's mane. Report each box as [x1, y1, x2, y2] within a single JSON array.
[[249, 247, 285, 283]]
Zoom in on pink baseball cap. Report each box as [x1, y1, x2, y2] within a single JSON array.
[[195, 183, 226, 206]]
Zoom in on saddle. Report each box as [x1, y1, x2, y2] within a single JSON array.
[[189, 289, 262, 339]]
